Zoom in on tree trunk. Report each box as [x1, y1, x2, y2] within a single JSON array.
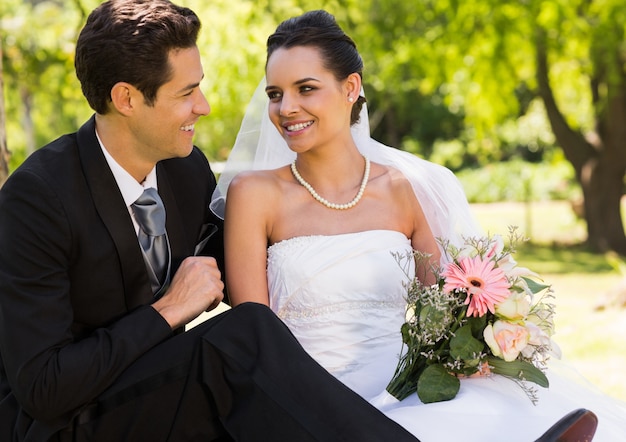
[[535, 27, 626, 254], [581, 156, 626, 253], [0, 42, 11, 189]]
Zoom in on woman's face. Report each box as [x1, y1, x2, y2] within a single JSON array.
[[265, 45, 354, 154]]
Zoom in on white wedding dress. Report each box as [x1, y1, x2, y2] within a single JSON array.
[[267, 230, 626, 441]]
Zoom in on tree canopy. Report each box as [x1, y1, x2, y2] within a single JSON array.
[[2, 0, 625, 252]]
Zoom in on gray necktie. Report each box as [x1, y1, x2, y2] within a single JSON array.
[[132, 188, 170, 293]]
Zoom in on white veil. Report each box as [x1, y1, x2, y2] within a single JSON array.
[[210, 78, 482, 255]]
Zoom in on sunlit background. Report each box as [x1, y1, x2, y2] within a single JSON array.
[[2, 0, 625, 401]]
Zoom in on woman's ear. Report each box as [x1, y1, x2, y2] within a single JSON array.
[[344, 73, 362, 102], [110, 82, 136, 116]]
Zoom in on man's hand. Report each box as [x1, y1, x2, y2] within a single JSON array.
[[152, 256, 224, 329]]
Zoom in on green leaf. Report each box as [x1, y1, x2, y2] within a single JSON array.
[[521, 276, 551, 295], [417, 364, 460, 403], [467, 315, 487, 337], [487, 357, 550, 388], [449, 324, 484, 360], [400, 322, 412, 344]]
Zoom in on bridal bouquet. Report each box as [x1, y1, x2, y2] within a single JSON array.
[[386, 227, 556, 405]]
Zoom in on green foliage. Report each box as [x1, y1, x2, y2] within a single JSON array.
[[457, 158, 578, 204], [2, 0, 91, 161], [3, 0, 624, 205]]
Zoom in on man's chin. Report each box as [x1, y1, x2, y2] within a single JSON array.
[[178, 144, 195, 158], [159, 146, 194, 162]]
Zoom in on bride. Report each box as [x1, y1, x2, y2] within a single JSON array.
[[211, 10, 626, 441]]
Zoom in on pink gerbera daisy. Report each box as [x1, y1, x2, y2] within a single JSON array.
[[442, 256, 511, 317]]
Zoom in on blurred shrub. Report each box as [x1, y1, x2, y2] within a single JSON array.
[[456, 159, 579, 203]]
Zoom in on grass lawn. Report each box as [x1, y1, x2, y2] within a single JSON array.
[[471, 200, 626, 402]]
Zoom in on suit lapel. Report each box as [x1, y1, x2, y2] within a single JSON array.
[[156, 164, 190, 266], [76, 116, 153, 309]]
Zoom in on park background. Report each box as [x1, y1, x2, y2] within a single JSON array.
[[1, 0, 625, 402]]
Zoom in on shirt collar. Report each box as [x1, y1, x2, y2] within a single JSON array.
[[95, 130, 158, 207]]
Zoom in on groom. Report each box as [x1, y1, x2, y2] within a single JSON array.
[[0, 0, 417, 440]]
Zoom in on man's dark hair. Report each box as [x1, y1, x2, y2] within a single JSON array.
[[75, 0, 201, 114]]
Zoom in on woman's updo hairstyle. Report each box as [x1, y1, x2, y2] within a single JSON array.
[[266, 10, 366, 125]]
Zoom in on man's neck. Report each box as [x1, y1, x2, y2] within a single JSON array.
[[94, 114, 154, 183]]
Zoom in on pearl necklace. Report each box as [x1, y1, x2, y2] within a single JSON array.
[[290, 156, 370, 210]]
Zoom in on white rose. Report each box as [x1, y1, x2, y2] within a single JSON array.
[[495, 291, 531, 321], [484, 320, 530, 362]]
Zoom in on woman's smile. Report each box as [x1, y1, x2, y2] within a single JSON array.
[[284, 120, 314, 134]]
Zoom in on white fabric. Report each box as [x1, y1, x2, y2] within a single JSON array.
[[267, 230, 626, 441], [96, 128, 158, 234], [215, 77, 626, 439], [210, 78, 482, 254]]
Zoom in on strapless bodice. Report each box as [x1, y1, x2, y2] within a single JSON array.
[[268, 230, 413, 398]]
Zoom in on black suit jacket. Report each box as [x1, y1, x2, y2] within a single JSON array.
[[0, 116, 224, 439]]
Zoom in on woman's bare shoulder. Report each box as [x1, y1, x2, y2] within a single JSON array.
[[227, 166, 290, 196], [370, 162, 414, 194]]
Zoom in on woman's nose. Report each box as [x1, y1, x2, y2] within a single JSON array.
[[279, 93, 298, 116]]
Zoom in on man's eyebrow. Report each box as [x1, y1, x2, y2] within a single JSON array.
[[176, 75, 204, 94]]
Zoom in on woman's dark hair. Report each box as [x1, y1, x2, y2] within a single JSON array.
[[75, 0, 201, 114], [267, 10, 366, 125]]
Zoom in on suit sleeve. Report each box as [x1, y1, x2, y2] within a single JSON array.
[[0, 169, 173, 424]]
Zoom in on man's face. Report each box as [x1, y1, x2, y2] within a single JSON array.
[[130, 45, 210, 164]]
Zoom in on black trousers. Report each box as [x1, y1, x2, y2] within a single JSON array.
[[60, 303, 418, 441]]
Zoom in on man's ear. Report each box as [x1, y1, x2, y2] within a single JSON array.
[[110, 82, 137, 116]]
